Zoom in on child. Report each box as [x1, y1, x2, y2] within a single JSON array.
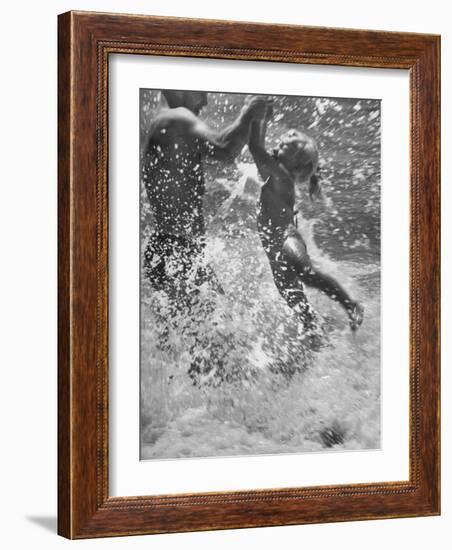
[[248, 106, 364, 341]]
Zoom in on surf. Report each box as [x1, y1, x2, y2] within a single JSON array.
[[141, 160, 380, 459]]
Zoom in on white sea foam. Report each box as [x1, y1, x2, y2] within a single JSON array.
[[141, 164, 380, 460]]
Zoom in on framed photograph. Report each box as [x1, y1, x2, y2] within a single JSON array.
[[58, 11, 440, 539]]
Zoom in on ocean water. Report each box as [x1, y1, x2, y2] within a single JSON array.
[[140, 91, 381, 459]]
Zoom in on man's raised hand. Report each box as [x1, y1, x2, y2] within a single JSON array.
[[242, 95, 271, 121]]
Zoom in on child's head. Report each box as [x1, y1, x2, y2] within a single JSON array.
[[273, 129, 318, 177], [273, 129, 321, 199]]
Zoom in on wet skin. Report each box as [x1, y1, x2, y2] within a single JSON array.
[[142, 91, 269, 312], [143, 91, 268, 238], [142, 91, 268, 384], [248, 115, 363, 332]]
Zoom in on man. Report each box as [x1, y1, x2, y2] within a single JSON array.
[[142, 91, 268, 384], [142, 90, 268, 305]]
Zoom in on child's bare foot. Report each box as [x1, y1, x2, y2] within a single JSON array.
[[348, 302, 364, 331]]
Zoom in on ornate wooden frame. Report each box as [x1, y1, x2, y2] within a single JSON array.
[[58, 11, 440, 539]]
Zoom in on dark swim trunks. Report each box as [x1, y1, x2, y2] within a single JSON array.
[[143, 232, 225, 385], [143, 232, 222, 304]]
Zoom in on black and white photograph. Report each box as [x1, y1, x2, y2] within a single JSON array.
[[140, 88, 381, 460]]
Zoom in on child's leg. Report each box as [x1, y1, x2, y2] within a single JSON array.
[[281, 230, 363, 328], [267, 253, 322, 340]]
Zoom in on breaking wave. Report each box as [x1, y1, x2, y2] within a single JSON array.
[[141, 159, 380, 459]]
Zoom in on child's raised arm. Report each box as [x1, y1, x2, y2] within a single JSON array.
[[248, 103, 288, 183]]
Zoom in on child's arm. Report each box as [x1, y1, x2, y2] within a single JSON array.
[[248, 105, 287, 182]]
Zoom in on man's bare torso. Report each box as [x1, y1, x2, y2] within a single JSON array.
[[143, 109, 206, 237]]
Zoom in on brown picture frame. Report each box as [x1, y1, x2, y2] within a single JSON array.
[[58, 10, 440, 539]]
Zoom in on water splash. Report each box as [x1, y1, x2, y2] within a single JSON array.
[[141, 161, 380, 460]]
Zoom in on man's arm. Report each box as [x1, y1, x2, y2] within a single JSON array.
[[150, 97, 268, 161]]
